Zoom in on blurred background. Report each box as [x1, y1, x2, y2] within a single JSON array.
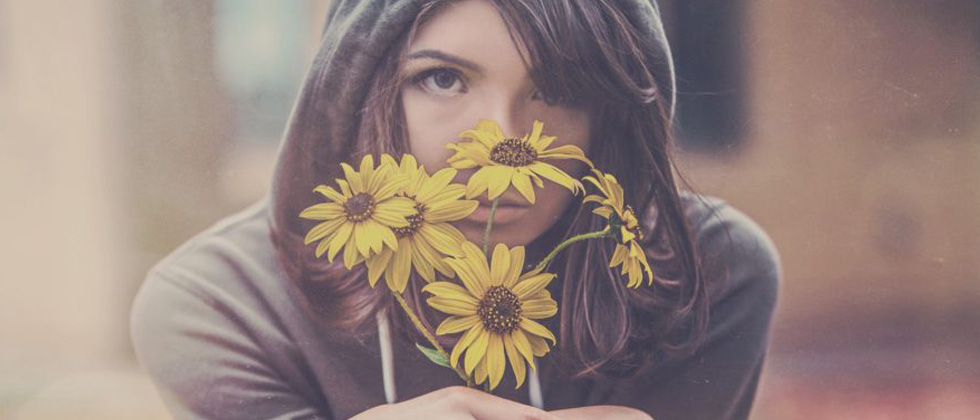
[[1, 0, 977, 419]]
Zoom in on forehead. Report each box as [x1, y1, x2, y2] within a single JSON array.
[[407, 0, 530, 68]]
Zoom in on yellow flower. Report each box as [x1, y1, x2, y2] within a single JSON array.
[[364, 155, 479, 293], [583, 169, 655, 288], [300, 154, 416, 270], [423, 242, 558, 390], [446, 119, 592, 204]]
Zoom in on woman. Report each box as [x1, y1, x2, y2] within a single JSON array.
[[130, 0, 781, 419]]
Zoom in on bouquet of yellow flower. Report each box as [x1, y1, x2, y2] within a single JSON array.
[[300, 119, 654, 391]]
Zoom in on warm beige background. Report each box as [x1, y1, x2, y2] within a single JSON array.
[[1, 0, 977, 419]]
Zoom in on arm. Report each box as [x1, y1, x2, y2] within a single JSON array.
[[130, 271, 330, 420]]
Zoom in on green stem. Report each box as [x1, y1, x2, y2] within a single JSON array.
[[482, 198, 501, 255], [533, 225, 612, 273], [392, 292, 473, 387]]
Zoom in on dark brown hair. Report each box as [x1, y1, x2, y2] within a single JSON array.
[[278, 0, 707, 380]]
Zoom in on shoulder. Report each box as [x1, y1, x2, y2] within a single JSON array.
[[679, 191, 782, 310], [132, 197, 287, 311], [129, 198, 333, 418], [129, 196, 301, 370]]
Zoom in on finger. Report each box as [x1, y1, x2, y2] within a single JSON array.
[[449, 387, 562, 420], [550, 405, 654, 420]]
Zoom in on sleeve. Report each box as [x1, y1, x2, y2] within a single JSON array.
[[129, 270, 331, 420], [604, 202, 782, 420]]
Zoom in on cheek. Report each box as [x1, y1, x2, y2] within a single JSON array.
[[402, 90, 472, 171], [531, 105, 593, 152]]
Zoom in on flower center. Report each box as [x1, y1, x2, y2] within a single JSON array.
[[393, 202, 427, 238], [625, 206, 644, 241], [344, 193, 376, 222], [489, 138, 537, 167], [477, 285, 523, 334]]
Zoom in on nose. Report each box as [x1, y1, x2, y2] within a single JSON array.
[[482, 96, 534, 140]]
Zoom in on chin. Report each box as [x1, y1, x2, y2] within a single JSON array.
[[454, 220, 537, 248]]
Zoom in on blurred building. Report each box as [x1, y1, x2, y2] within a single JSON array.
[[1, 0, 977, 418]]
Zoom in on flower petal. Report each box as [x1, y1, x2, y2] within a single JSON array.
[[465, 166, 493, 199], [460, 241, 491, 279], [413, 235, 454, 279], [314, 185, 346, 203], [341, 163, 363, 193], [387, 240, 413, 293], [343, 235, 363, 269], [300, 203, 345, 220], [379, 224, 399, 251], [366, 248, 392, 288], [326, 222, 354, 262], [510, 329, 536, 369], [419, 223, 467, 258], [502, 246, 525, 289], [511, 171, 536, 204], [539, 144, 593, 166], [359, 154, 376, 190], [436, 315, 480, 336], [521, 298, 558, 319], [490, 243, 511, 286], [422, 281, 478, 302], [520, 318, 556, 345], [503, 334, 526, 389], [484, 166, 515, 200], [512, 273, 555, 300], [464, 328, 490, 375], [528, 162, 583, 194], [425, 201, 479, 223], [444, 258, 486, 298], [610, 244, 628, 268], [427, 297, 478, 316], [474, 358, 489, 385], [450, 324, 482, 368], [305, 217, 344, 245], [426, 184, 467, 204], [525, 120, 544, 146], [416, 167, 458, 203], [408, 238, 436, 283], [486, 334, 505, 390], [527, 334, 551, 357]]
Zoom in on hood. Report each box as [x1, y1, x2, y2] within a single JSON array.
[[269, 0, 676, 259]]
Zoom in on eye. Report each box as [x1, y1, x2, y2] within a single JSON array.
[[531, 88, 582, 109], [413, 67, 467, 97]]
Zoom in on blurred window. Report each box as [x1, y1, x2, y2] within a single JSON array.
[[661, 0, 748, 152], [213, 0, 314, 144]]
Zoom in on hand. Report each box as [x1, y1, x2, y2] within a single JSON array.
[[350, 386, 564, 420], [550, 405, 653, 420]]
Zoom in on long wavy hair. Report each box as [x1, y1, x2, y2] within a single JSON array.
[[273, 0, 708, 380]]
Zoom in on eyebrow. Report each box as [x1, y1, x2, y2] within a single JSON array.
[[405, 49, 483, 72]]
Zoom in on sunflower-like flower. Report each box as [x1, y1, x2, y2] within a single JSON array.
[[446, 119, 592, 204], [364, 155, 479, 293], [300, 154, 416, 270], [583, 168, 655, 288], [423, 242, 558, 390]]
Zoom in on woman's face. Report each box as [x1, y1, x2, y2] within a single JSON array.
[[400, 0, 592, 248]]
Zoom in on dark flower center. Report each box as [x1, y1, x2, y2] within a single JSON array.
[[344, 193, 375, 222], [625, 206, 644, 241], [489, 138, 537, 167], [477, 285, 523, 334], [392, 202, 427, 238]]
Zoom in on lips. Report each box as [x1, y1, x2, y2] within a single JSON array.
[[465, 199, 531, 224]]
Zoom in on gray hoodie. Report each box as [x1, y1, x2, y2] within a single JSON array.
[[130, 1, 781, 419]]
